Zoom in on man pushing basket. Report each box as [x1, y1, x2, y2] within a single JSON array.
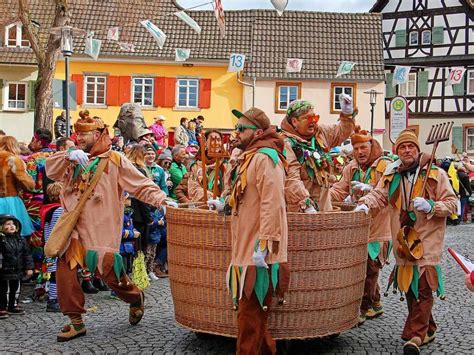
[[356, 129, 457, 355], [225, 107, 289, 355]]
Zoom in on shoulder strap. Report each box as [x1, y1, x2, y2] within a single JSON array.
[[75, 158, 108, 211]]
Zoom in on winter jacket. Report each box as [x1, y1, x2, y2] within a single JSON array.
[[0, 232, 34, 280], [458, 171, 472, 198]]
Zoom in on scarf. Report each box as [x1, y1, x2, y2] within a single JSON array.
[[89, 128, 112, 158]]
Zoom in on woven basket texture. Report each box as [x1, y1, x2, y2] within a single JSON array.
[[167, 207, 370, 339]]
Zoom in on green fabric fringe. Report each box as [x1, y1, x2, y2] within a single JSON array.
[[254, 267, 270, 307], [368, 241, 381, 261], [85, 250, 98, 274], [411, 265, 419, 300], [435, 264, 445, 298], [388, 172, 401, 200], [113, 253, 125, 282]]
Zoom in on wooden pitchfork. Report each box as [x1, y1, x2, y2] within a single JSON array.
[[420, 121, 454, 194]]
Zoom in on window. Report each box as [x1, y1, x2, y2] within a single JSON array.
[[85, 76, 106, 105], [468, 70, 474, 95], [132, 77, 153, 107], [330, 82, 356, 113], [409, 31, 418, 46], [465, 126, 474, 153], [421, 30, 431, 45], [5, 23, 30, 48], [399, 73, 417, 97], [275, 82, 301, 113], [176, 78, 199, 108], [3, 82, 27, 110]]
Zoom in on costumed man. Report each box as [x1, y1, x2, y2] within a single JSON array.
[[281, 96, 356, 212], [356, 129, 457, 355], [224, 108, 289, 355], [330, 128, 393, 323], [45, 116, 171, 342], [24, 128, 54, 299]]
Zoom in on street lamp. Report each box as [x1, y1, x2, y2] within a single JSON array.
[[364, 89, 383, 136]]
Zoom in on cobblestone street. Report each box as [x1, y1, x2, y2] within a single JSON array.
[[0, 224, 472, 354]]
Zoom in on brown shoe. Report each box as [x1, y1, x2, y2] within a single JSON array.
[[422, 331, 436, 345], [57, 324, 87, 342], [0, 310, 9, 319], [129, 291, 145, 325], [404, 337, 421, 355], [154, 268, 168, 278]]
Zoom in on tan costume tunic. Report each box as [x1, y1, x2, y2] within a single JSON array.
[[359, 160, 457, 267], [46, 150, 167, 271], [331, 156, 393, 244], [282, 116, 355, 212]]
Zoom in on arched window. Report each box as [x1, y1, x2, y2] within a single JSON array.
[[4, 22, 30, 48]]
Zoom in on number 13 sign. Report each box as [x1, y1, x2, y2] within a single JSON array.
[[228, 53, 246, 73], [447, 67, 466, 86]]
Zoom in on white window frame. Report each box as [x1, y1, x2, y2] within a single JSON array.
[[84, 75, 107, 105], [132, 77, 154, 107], [466, 126, 474, 154], [176, 78, 199, 108], [409, 31, 418, 46], [3, 81, 28, 111], [276, 84, 300, 112], [399, 73, 417, 97], [421, 30, 431, 45], [467, 70, 474, 95], [331, 83, 355, 113], [4, 22, 30, 48]]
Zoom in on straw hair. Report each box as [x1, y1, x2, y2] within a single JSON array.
[[0, 136, 21, 155]]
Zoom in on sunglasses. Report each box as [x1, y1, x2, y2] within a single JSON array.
[[297, 114, 320, 124], [235, 124, 258, 133]]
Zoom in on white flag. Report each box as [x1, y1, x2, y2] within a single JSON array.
[[107, 27, 120, 41], [175, 48, 191, 62], [213, 0, 225, 38], [141, 20, 167, 49], [85, 33, 102, 61], [286, 58, 303, 73], [447, 67, 466, 86], [118, 42, 135, 52], [392, 66, 411, 86], [228, 53, 246, 72], [174, 11, 202, 35], [336, 61, 355, 77], [271, 0, 288, 16]]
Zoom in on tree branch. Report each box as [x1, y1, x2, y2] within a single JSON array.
[[18, 0, 45, 64]]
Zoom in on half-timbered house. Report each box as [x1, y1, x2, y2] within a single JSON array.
[[371, 0, 474, 157]]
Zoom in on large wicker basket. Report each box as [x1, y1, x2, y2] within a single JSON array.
[[167, 208, 370, 340]]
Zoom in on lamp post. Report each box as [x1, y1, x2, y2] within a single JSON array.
[[364, 89, 383, 136], [61, 26, 73, 137]]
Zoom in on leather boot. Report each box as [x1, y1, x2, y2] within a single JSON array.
[[81, 279, 99, 294], [93, 278, 110, 292]]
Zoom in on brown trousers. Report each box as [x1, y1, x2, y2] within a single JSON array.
[[237, 290, 276, 355], [56, 253, 141, 317], [401, 272, 437, 341], [361, 257, 382, 312]]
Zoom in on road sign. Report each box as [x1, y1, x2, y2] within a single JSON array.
[[389, 96, 408, 144]]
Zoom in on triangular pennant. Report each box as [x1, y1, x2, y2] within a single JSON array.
[[107, 27, 120, 41], [141, 20, 167, 49], [174, 11, 202, 34], [213, 0, 226, 38], [446, 67, 466, 86], [118, 42, 135, 52], [392, 66, 411, 87], [336, 61, 355, 77], [271, 0, 288, 16], [286, 58, 303, 73], [84, 32, 102, 61], [175, 48, 190, 62]]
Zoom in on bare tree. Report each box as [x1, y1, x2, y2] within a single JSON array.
[[17, 0, 70, 131]]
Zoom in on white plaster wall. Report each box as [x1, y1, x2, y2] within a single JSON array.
[[244, 80, 386, 146], [0, 65, 37, 143]]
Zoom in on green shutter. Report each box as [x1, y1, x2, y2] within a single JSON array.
[[395, 30, 407, 47], [452, 126, 463, 152], [0, 79, 3, 108], [452, 75, 465, 96], [432, 27, 444, 44], [386, 73, 396, 98], [28, 80, 36, 111], [417, 71, 429, 97]]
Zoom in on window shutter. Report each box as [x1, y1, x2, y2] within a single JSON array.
[[432, 27, 444, 44], [452, 75, 465, 96], [118, 76, 131, 104], [452, 126, 464, 152], [395, 30, 406, 47], [106, 76, 120, 106], [0, 79, 3, 108], [199, 79, 211, 109], [28, 80, 36, 111], [71, 74, 83, 105], [386, 73, 396, 98], [155, 77, 176, 108], [417, 71, 429, 97]]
